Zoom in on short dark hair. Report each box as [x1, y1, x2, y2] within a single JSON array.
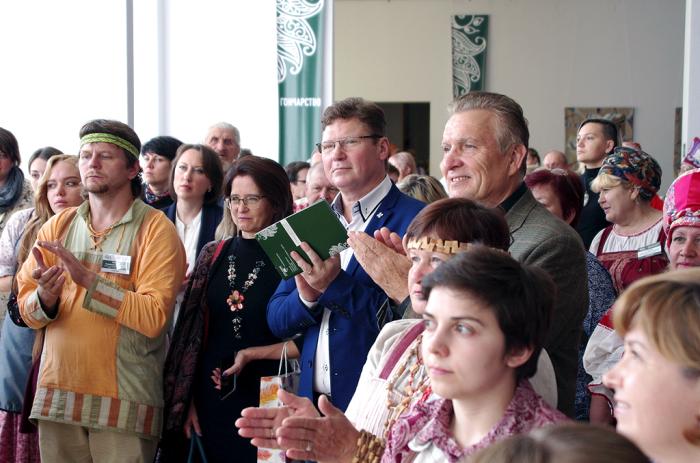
[[28, 146, 62, 169], [405, 198, 511, 251], [79, 119, 142, 197], [224, 156, 293, 224], [285, 161, 311, 183], [524, 168, 584, 227], [321, 97, 386, 137], [422, 246, 555, 380], [0, 127, 21, 165], [141, 136, 183, 162], [528, 148, 540, 164], [579, 118, 619, 154], [169, 144, 224, 205]]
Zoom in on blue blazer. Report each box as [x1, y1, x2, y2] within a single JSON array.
[[163, 202, 223, 259], [266, 185, 424, 411]]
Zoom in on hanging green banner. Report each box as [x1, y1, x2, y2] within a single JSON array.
[[452, 15, 488, 98], [277, 0, 332, 165]]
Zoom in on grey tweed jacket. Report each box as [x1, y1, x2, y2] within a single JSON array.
[[506, 189, 589, 418]]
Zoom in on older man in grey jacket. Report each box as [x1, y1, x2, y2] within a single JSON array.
[[440, 91, 587, 417]]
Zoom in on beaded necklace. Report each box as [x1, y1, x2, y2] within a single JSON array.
[[383, 333, 429, 439], [227, 251, 265, 339]]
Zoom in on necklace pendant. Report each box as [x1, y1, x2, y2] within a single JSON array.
[[227, 289, 245, 312]]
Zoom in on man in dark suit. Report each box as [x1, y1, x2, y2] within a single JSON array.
[[267, 97, 424, 411], [440, 91, 588, 417]]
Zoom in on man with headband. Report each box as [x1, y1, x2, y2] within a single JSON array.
[[16, 119, 186, 462]]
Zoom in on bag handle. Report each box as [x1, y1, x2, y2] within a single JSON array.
[[187, 432, 208, 463], [277, 341, 289, 376]]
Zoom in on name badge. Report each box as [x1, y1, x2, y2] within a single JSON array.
[[637, 242, 663, 259], [101, 253, 132, 275]]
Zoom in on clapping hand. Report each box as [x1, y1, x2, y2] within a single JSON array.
[[31, 246, 65, 311], [37, 241, 96, 290], [348, 229, 410, 303], [236, 389, 319, 449]]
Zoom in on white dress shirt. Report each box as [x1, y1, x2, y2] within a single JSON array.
[[306, 176, 393, 394], [170, 209, 202, 333]]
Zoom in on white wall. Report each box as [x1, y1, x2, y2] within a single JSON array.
[[0, 0, 279, 172], [335, 0, 685, 191], [683, 0, 700, 152], [0, 1, 127, 161]]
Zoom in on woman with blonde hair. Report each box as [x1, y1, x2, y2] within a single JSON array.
[[0, 155, 83, 462], [585, 167, 700, 423], [470, 423, 648, 463], [589, 146, 666, 293], [396, 174, 447, 204], [601, 269, 700, 462]]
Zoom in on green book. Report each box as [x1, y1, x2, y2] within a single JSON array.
[[255, 200, 349, 279]]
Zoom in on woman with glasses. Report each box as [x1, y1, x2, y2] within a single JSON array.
[[162, 144, 223, 333], [160, 156, 298, 463], [235, 199, 559, 463], [524, 168, 617, 421], [0, 155, 83, 463]]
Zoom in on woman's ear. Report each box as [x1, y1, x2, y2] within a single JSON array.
[[505, 344, 534, 369], [629, 186, 641, 202]]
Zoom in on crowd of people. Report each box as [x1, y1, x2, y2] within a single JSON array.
[[0, 91, 699, 463]]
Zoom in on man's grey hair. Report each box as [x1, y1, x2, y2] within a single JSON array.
[[449, 91, 529, 153], [391, 151, 417, 174], [207, 122, 241, 147]]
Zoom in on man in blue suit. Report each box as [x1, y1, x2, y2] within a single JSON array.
[[267, 97, 424, 412]]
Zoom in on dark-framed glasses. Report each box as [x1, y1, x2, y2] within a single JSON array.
[[229, 195, 265, 207], [316, 134, 382, 155]]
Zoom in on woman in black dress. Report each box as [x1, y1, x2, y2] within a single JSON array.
[[160, 156, 297, 462]]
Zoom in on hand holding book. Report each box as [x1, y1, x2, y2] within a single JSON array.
[[256, 201, 349, 279], [290, 242, 341, 295]]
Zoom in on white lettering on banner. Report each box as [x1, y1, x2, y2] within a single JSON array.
[[279, 97, 322, 107]]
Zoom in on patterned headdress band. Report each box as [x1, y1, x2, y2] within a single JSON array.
[[599, 146, 662, 201], [80, 133, 139, 158], [406, 237, 471, 254]]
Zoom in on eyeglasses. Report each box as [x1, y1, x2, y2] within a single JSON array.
[[229, 195, 265, 207], [316, 135, 382, 155]]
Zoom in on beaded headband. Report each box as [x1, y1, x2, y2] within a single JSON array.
[[405, 236, 470, 254], [80, 133, 139, 158]]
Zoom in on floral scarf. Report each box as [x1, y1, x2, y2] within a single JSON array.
[[161, 238, 229, 432], [0, 166, 26, 213], [382, 380, 567, 463], [143, 184, 171, 206]]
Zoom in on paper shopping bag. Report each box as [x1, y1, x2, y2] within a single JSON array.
[[257, 343, 300, 463]]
